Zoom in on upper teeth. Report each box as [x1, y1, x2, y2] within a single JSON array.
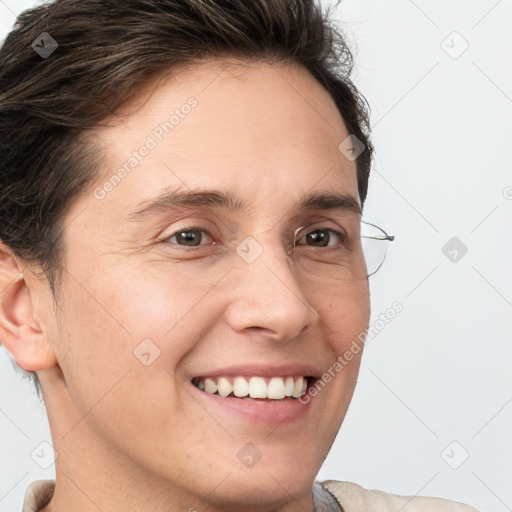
[[194, 376, 308, 399]]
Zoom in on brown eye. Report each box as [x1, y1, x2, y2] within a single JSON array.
[[296, 228, 344, 248], [162, 226, 213, 248]]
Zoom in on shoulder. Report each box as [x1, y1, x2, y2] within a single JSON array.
[[320, 480, 480, 512]]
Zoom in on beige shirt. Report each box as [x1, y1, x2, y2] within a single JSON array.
[[22, 479, 480, 511], [322, 480, 480, 511]]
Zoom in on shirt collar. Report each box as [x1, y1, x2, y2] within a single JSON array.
[[22, 480, 55, 512]]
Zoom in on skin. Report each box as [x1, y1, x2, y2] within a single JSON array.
[[0, 59, 370, 512]]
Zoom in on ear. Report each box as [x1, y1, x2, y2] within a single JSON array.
[[0, 243, 57, 371]]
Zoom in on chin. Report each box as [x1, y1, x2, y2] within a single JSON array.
[[204, 467, 314, 512], [224, 445, 318, 505]]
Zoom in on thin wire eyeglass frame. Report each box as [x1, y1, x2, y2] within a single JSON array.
[[360, 220, 395, 277]]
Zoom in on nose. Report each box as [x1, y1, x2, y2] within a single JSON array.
[[224, 232, 319, 343]]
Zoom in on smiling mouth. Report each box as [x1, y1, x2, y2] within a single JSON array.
[[191, 375, 315, 400]]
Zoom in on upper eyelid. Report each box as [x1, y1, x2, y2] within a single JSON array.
[[162, 225, 214, 242], [152, 202, 359, 235]]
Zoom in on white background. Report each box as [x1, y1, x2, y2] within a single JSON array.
[[1, 0, 511, 511]]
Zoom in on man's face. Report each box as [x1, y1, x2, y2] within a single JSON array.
[[41, 60, 370, 509]]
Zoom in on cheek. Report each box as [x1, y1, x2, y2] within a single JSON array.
[[309, 281, 368, 406], [106, 262, 224, 352], [298, 282, 369, 455], [314, 279, 370, 352], [52, 266, 209, 451], [56, 263, 220, 390]]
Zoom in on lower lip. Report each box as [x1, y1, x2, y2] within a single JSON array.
[[189, 382, 314, 425]]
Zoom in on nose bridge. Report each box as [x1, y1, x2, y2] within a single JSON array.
[[225, 228, 319, 339]]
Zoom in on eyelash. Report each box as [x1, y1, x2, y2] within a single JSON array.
[[159, 224, 346, 251]]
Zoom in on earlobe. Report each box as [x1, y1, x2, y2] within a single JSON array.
[[0, 245, 57, 371]]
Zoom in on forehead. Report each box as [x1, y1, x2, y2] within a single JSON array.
[[85, 58, 359, 223]]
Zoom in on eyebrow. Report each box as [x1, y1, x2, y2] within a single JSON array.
[[127, 187, 362, 221]]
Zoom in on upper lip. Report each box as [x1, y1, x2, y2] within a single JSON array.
[[190, 364, 322, 380]]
